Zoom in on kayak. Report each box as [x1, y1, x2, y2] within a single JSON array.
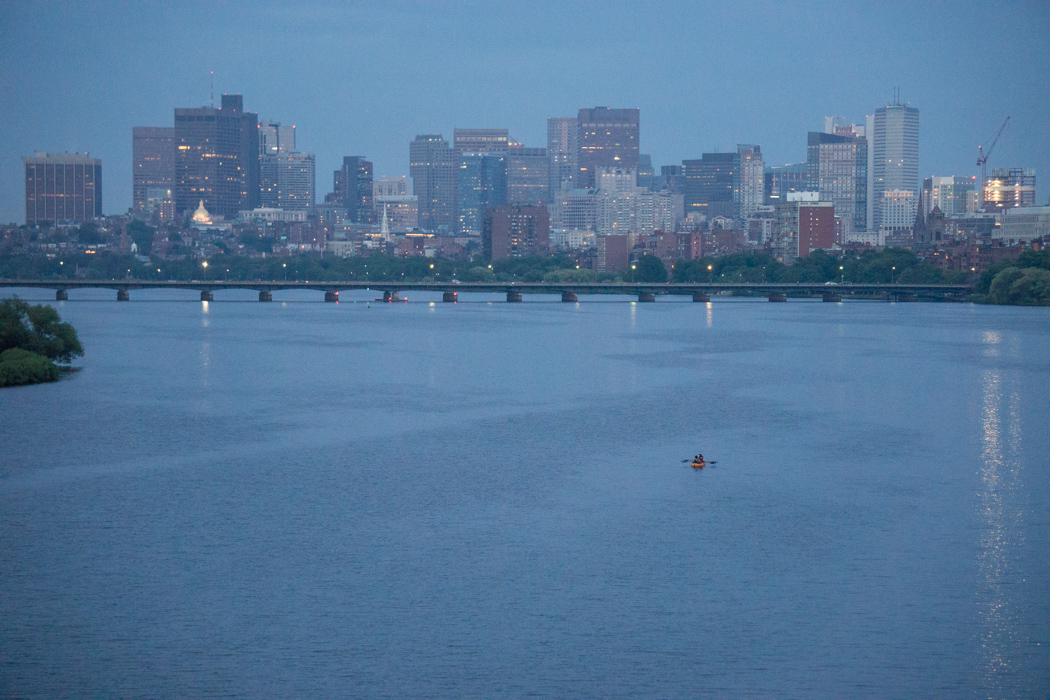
[[691, 461, 706, 469]]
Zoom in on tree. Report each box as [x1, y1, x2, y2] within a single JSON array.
[[76, 222, 102, 245], [627, 254, 667, 283], [0, 297, 84, 363], [127, 220, 155, 255]]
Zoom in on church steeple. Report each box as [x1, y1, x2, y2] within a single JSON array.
[[380, 202, 391, 242]]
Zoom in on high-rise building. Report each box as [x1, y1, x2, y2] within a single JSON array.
[[764, 163, 807, 204], [132, 127, 174, 214], [547, 117, 578, 195], [24, 152, 102, 225], [656, 165, 685, 194], [507, 146, 549, 206], [258, 121, 314, 211], [637, 154, 654, 190], [453, 128, 509, 156], [174, 93, 259, 219], [806, 131, 868, 235], [925, 175, 978, 217], [577, 107, 639, 189], [373, 176, 411, 198], [983, 168, 1036, 210], [274, 152, 315, 212], [797, 201, 836, 257], [549, 188, 599, 232], [682, 152, 739, 220], [482, 205, 550, 261], [259, 121, 296, 156], [457, 151, 507, 235], [409, 135, 455, 232], [737, 144, 764, 219], [872, 103, 919, 231], [333, 156, 374, 223], [879, 190, 916, 232]]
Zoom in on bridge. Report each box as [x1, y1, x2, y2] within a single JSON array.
[[1, 279, 973, 303]]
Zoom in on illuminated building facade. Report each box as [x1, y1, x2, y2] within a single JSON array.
[[132, 127, 174, 214], [24, 152, 102, 225], [983, 168, 1036, 211], [482, 205, 549, 260], [807, 131, 868, 235], [577, 107, 639, 189], [174, 94, 260, 219]]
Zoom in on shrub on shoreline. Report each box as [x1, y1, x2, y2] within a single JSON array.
[[0, 348, 60, 386]]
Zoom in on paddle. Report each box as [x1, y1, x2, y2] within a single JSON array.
[[681, 459, 718, 465]]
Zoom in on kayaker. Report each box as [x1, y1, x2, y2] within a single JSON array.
[[695, 454, 704, 463]]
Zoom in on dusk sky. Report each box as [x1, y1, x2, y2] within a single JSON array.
[[1, 0, 1047, 224]]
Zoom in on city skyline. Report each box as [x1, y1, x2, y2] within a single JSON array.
[[1, 1, 1048, 223]]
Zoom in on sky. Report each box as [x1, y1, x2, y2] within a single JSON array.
[[1, 0, 1048, 224]]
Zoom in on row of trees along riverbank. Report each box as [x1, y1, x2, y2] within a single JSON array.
[[4, 246, 1048, 303], [0, 298, 83, 387], [2, 247, 977, 284]]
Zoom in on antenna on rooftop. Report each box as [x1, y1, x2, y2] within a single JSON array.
[[210, 71, 214, 108]]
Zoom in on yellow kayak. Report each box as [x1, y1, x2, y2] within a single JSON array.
[[691, 461, 706, 469]]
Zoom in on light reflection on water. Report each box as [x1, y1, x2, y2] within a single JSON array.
[[976, 327, 1029, 696]]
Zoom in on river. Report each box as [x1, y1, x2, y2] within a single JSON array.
[[2, 288, 1048, 697]]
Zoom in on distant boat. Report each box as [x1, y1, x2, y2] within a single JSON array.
[[691, 460, 706, 469]]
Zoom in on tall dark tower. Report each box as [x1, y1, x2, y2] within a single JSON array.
[[409, 135, 455, 232], [173, 93, 259, 218], [576, 107, 639, 189], [333, 156, 374, 224]]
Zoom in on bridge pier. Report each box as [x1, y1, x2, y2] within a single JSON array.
[[381, 290, 401, 302], [259, 291, 272, 302], [822, 293, 841, 302], [692, 292, 710, 302], [561, 292, 578, 303], [893, 293, 917, 302], [117, 289, 130, 302], [200, 291, 213, 302], [324, 291, 339, 302], [768, 292, 787, 302], [443, 291, 457, 303], [506, 291, 523, 303], [56, 289, 68, 301], [637, 292, 656, 302]]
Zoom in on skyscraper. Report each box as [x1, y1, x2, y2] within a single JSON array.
[[456, 151, 506, 235], [132, 127, 174, 214], [872, 103, 919, 231], [409, 134, 455, 232], [737, 145, 764, 219], [453, 128, 509, 156], [258, 121, 315, 211], [24, 152, 102, 225], [577, 107, 639, 189], [806, 131, 868, 235], [547, 117, 578, 194], [174, 93, 260, 218], [682, 152, 739, 220], [507, 146, 549, 206], [333, 156, 374, 224]]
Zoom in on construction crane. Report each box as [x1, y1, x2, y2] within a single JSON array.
[[977, 117, 1010, 203]]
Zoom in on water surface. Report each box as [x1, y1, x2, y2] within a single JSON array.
[[2, 289, 1048, 696]]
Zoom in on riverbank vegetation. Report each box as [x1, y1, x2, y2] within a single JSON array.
[[4, 246, 1047, 304], [0, 298, 83, 387], [972, 250, 1050, 305]]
